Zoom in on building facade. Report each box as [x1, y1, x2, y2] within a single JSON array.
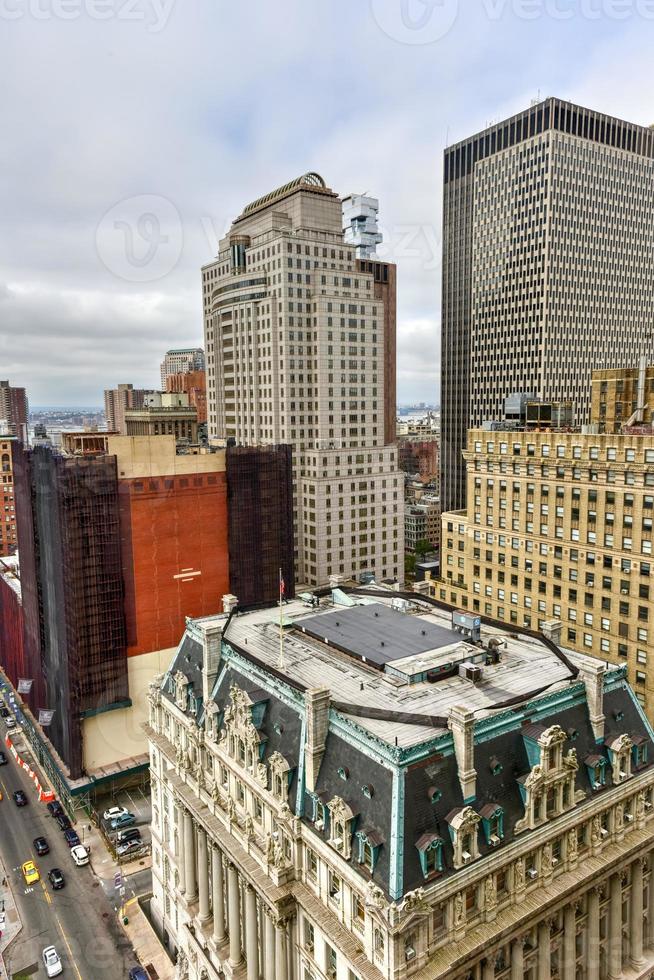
[[441, 99, 654, 512], [437, 427, 654, 718], [147, 591, 654, 980], [202, 172, 403, 587], [124, 400, 199, 443], [161, 348, 206, 390], [592, 362, 654, 434], [398, 440, 439, 484], [0, 435, 17, 556], [166, 370, 208, 425], [0, 379, 28, 442], [342, 194, 383, 258], [104, 383, 151, 435], [404, 495, 440, 554]]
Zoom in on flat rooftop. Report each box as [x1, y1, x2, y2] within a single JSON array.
[[216, 591, 599, 749]]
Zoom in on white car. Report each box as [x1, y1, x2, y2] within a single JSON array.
[[70, 844, 89, 866], [42, 945, 63, 977], [103, 804, 128, 822]]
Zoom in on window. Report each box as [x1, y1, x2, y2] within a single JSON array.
[[328, 870, 341, 904], [352, 893, 365, 933], [306, 848, 318, 881], [416, 833, 443, 878], [325, 944, 337, 980]]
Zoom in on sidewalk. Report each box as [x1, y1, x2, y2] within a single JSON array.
[[0, 853, 22, 980], [121, 896, 175, 980]]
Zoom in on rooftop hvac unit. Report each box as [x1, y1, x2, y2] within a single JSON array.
[[458, 662, 483, 683]]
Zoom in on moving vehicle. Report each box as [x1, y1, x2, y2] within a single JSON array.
[[110, 811, 136, 830], [63, 829, 81, 848], [22, 860, 40, 885], [0, 750, 7, 764], [5, 716, 16, 729], [42, 946, 63, 977], [55, 813, 71, 831], [103, 804, 129, 822], [70, 844, 89, 866], [47, 868, 65, 890], [13, 789, 28, 806], [116, 827, 141, 846], [47, 800, 64, 817], [33, 836, 50, 855], [128, 968, 149, 980]]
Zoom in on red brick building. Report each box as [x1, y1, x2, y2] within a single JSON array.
[[0, 437, 17, 556], [165, 370, 207, 424]]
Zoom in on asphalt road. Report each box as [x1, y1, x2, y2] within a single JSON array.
[[0, 748, 136, 979]]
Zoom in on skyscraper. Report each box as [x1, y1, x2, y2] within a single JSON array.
[[202, 172, 403, 587], [0, 379, 28, 443], [441, 98, 654, 511]]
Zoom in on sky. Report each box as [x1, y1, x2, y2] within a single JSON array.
[[1, 0, 654, 407]]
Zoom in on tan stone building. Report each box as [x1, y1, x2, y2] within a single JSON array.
[[147, 590, 654, 980], [201, 172, 403, 587], [592, 362, 654, 433], [436, 427, 654, 717], [0, 435, 17, 556]]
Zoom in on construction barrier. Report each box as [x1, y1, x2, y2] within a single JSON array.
[[4, 733, 55, 803]]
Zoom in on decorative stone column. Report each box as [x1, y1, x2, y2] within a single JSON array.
[[608, 873, 622, 979], [482, 956, 495, 980], [510, 938, 524, 980], [197, 825, 210, 923], [176, 823, 186, 896], [228, 864, 243, 966], [562, 904, 576, 980], [265, 912, 276, 980], [631, 858, 645, 969], [183, 809, 197, 902], [587, 888, 600, 980], [537, 922, 551, 980], [275, 920, 287, 980], [246, 886, 259, 980], [649, 854, 654, 949], [212, 847, 226, 944]]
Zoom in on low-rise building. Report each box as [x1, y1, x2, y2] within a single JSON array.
[[147, 590, 654, 980], [404, 494, 440, 554], [592, 361, 654, 434]]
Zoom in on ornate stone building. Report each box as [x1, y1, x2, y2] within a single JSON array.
[[147, 590, 654, 980]]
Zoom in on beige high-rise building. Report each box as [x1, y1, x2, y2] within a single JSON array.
[[441, 99, 654, 513], [202, 172, 402, 587], [436, 424, 654, 717]]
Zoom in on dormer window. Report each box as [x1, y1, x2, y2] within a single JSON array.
[[268, 752, 293, 801], [428, 786, 442, 804], [446, 806, 481, 869], [480, 804, 504, 846], [327, 797, 357, 860], [356, 829, 383, 873], [515, 725, 582, 834], [489, 757, 503, 776], [633, 736, 648, 770], [605, 734, 634, 783], [415, 832, 443, 878], [584, 754, 607, 790]]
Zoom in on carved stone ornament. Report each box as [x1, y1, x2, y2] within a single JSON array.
[[175, 950, 189, 980], [541, 844, 553, 876], [636, 791, 646, 819], [567, 828, 578, 862], [244, 814, 254, 839], [365, 880, 387, 910], [173, 671, 190, 712], [615, 803, 625, 831], [226, 797, 236, 822], [524, 764, 544, 790], [563, 748, 579, 771], [226, 684, 261, 746], [485, 874, 497, 911], [514, 857, 525, 889], [398, 888, 430, 917], [591, 815, 601, 844], [453, 892, 465, 928], [539, 724, 568, 747]]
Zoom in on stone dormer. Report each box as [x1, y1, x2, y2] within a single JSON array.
[[446, 806, 481, 868]]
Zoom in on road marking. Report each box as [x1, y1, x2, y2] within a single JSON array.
[[51, 906, 84, 980]]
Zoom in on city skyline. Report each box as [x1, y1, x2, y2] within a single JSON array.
[[3, 2, 654, 405]]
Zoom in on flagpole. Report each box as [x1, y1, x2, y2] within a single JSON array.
[[278, 567, 285, 671]]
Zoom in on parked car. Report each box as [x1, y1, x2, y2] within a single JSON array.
[[22, 860, 40, 885], [103, 804, 129, 822], [33, 836, 50, 855], [13, 790, 28, 806], [70, 845, 89, 867], [116, 827, 141, 846], [42, 946, 63, 977], [110, 811, 136, 830], [55, 813, 71, 831], [116, 839, 142, 858], [47, 868, 65, 890], [47, 800, 64, 818], [5, 717, 16, 729], [0, 707, 9, 717], [128, 968, 149, 980], [0, 750, 7, 765], [63, 829, 81, 848]]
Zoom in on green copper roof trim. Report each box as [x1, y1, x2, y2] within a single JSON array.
[[389, 766, 406, 901], [222, 642, 305, 712]]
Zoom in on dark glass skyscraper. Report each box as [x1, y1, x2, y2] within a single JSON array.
[[441, 98, 654, 512]]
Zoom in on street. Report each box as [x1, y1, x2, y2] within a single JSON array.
[[0, 745, 137, 979]]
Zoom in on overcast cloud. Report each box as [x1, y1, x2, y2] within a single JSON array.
[[1, 0, 654, 406]]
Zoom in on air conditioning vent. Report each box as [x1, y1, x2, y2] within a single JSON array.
[[315, 819, 324, 831], [405, 947, 416, 961], [600, 828, 609, 838], [489, 834, 501, 846], [527, 868, 539, 880], [458, 662, 483, 683], [461, 850, 473, 865]]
